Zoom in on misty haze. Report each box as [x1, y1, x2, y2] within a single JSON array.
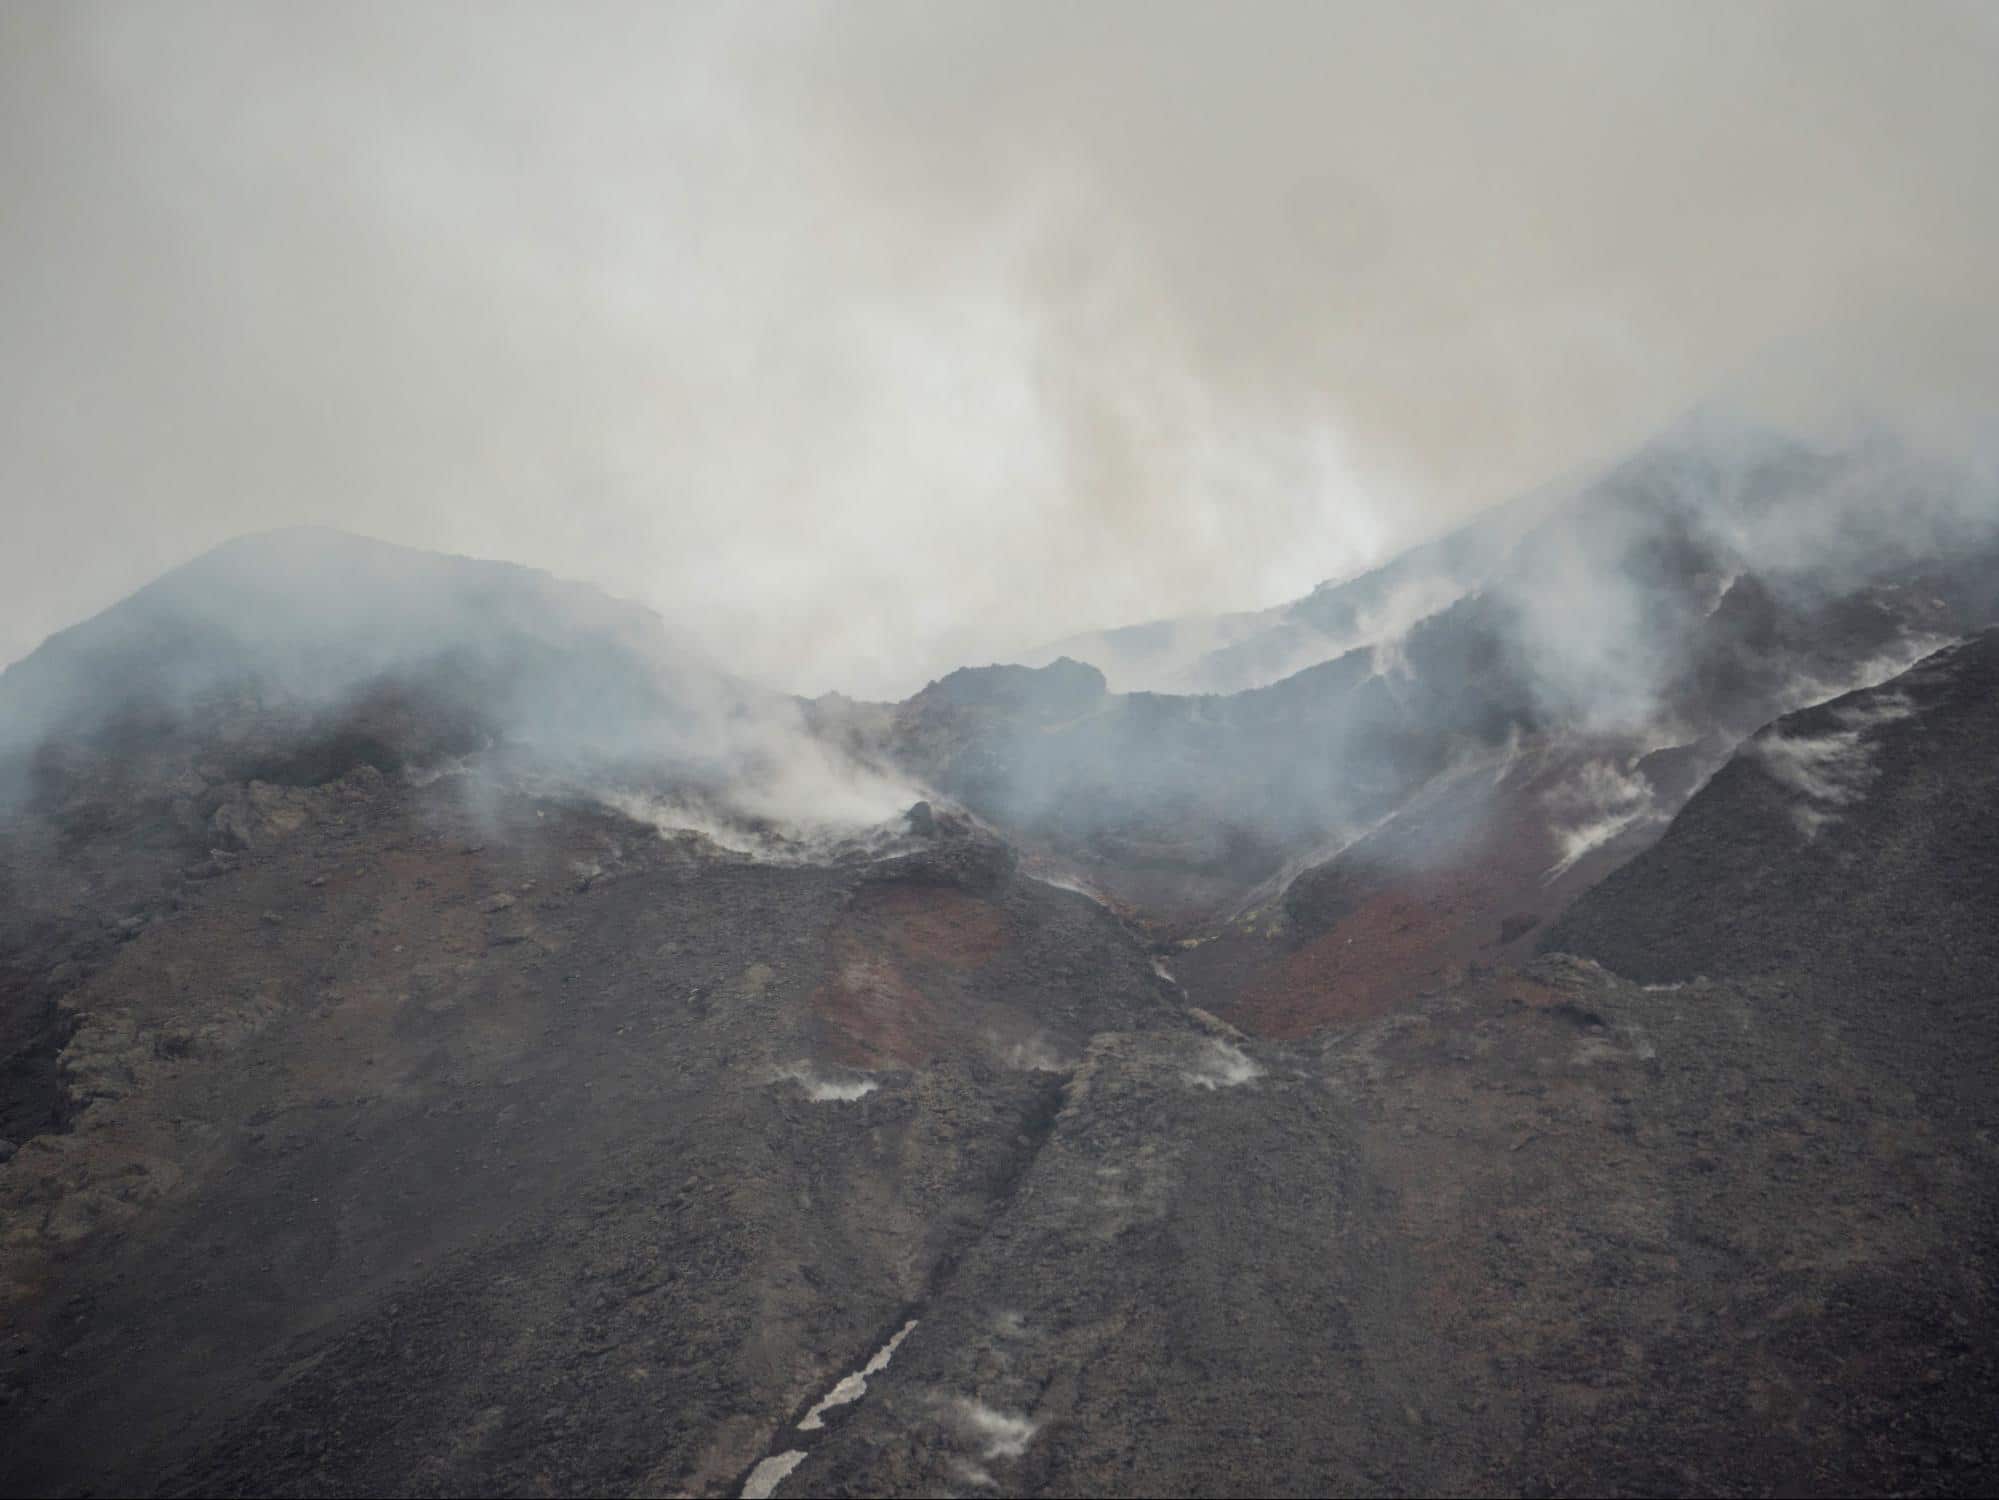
[[2, 4, 1997, 1498]]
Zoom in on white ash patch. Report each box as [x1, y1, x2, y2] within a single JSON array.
[[799, 1319, 917, 1430], [740, 1450, 807, 1500]]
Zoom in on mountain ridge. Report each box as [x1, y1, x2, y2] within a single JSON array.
[[2, 416, 1998, 1496]]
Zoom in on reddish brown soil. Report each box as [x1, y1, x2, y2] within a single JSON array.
[[871, 885, 1006, 967], [810, 884, 1009, 1066], [813, 936, 938, 1067], [1179, 741, 1685, 1038], [1228, 885, 1479, 1038]]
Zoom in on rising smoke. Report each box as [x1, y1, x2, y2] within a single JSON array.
[[0, 527, 929, 847], [3, 2, 1996, 699], [3, 4, 1997, 907]]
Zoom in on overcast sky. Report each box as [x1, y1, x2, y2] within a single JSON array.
[[3, 1, 1996, 697]]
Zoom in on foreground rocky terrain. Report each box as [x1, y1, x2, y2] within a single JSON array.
[[3, 426, 1997, 1496], [806, 632, 1999, 1497], [1, 764, 1176, 1496]]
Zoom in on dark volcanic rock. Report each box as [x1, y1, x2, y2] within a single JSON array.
[[0, 767, 1179, 1498], [791, 635, 1999, 1498], [6, 506, 1999, 1497], [795, 622, 1999, 1489], [888, 424, 1999, 933], [1546, 628, 1999, 999]]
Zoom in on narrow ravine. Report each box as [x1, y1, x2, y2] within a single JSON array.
[[733, 1068, 1077, 1498]]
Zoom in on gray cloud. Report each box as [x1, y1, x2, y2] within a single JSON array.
[[4, 1, 1995, 697]]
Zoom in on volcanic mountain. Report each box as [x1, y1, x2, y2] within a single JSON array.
[[2, 417, 1996, 1497]]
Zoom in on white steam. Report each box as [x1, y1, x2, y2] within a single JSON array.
[[1751, 730, 1878, 839], [1774, 639, 1955, 720], [953, 1399, 1040, 1461], [1749, 683, 1920, 839], [1183, 1039, 1263, 1091], [998, 1034, 1070, 1073], [770, 1062, 879, 1103], [1542, 759, 1668, 880], [10, 4, 1996, 697]]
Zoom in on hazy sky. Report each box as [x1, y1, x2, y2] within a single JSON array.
[[4, 1, 1996, 697]]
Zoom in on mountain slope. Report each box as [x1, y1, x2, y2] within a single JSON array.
[[0, 747, 1184, 1496], [1018, 467, 1564, 695], [1545, 629, 1999, 1008], [880, 422, 1999, 1019], [797, 633, 1999, 1497], [2, 440, 1998, 1496]]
